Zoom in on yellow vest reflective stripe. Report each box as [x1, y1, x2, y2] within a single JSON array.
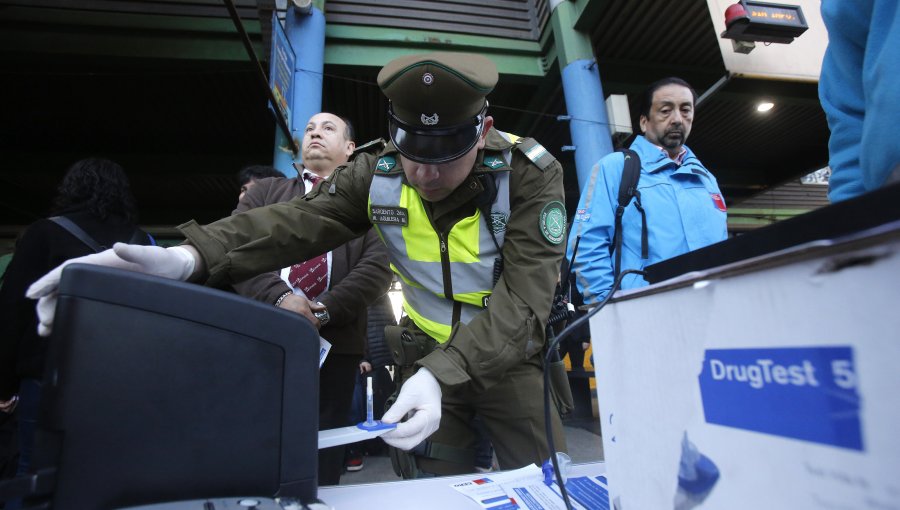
[[369, 161, 511, 343]]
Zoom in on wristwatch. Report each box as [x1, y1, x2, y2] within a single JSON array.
[[313, 302, 330, 327]]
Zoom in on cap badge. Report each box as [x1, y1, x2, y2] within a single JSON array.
[[421, 113, 439, 126], [422, 72, 434, 86]]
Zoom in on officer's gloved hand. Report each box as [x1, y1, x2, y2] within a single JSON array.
[[381, 367, 442, 451], [26, 243, 197, 337]]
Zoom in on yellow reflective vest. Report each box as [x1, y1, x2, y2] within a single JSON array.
[[368, 156, 512, 343]]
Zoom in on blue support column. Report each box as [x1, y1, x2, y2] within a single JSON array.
[[550, 0, 614, 191], [272, 6, 326, 176], [561, 60, 614, 189]]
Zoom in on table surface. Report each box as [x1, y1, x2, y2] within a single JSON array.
[[318, 461, 606, 509]]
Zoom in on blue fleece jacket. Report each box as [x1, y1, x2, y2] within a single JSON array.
[[820, 0, 900, 202], [567, 136, 728, 304]]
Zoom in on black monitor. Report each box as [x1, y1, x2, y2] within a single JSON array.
[[30, 264, 319, 509]]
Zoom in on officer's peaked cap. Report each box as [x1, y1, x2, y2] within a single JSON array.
[[378, 52, 498, 163]]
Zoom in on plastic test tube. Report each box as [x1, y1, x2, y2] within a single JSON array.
[[365, 376, 375, 426]]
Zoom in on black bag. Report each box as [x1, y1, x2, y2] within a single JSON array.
[[609, 149, 648, 277]]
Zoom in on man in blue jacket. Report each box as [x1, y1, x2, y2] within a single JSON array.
[[567, 77, 728, 304]]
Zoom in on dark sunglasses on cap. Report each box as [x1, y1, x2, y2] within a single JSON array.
[[387, 102, 488, 164]]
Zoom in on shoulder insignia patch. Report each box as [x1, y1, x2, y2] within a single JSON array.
[[483, 155, 506, 169], [516, 138, 555, 170], [539, 201, 566, 245], [375, 155, 396, 173]]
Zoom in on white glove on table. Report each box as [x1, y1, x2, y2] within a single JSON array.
[[380, 367, 442, 451], [26, 243, 196, 337]]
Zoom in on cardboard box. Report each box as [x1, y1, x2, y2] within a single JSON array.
[[591, 224, 900, 509]]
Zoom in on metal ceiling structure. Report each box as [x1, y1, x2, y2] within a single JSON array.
[[0, 0, 829, 239]]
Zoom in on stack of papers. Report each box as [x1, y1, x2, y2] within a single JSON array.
[[450, 464, 609, 510]]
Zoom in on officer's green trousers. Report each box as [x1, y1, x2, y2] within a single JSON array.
[[417, 355, 568, 475]]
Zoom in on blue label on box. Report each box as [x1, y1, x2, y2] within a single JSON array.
[[699, 346, 862, 450]]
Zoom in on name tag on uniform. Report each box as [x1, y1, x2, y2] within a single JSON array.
[[371, 206, 409, 226]]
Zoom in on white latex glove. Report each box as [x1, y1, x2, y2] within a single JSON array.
[[380, 367, 442, 451], [26, 243, 196, 337]]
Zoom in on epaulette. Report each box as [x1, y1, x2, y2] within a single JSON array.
[[352, 138, 387, 157], [515, 138, 556, 171]]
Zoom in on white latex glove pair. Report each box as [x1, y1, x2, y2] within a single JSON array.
[[26, 243, 196, 337], [380, 367, 443, 451]]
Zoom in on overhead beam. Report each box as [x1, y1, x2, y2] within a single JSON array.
[[324, 24, 546, 76]]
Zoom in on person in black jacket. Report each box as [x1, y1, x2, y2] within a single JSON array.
[[236, 165, 282, 203], [0, 158, 153, 481]]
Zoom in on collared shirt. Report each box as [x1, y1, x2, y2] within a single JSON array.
[[567, 135, 728, 304], [300, 169, 325, 192], [650, 143, 688, 165]]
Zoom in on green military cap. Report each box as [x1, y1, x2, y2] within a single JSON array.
[[377, 52, 498, 164]]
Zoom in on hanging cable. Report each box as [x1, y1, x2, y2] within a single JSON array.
[[222, 0, 299, 155], [542, 268, 647, 510]]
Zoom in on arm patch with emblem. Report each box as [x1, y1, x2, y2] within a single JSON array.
[[516, 138, 555, 171]]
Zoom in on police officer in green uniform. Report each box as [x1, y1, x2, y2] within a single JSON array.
[[28, 52, 569, 476]]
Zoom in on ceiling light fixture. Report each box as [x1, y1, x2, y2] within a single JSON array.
[[757, 102, 775, 113]]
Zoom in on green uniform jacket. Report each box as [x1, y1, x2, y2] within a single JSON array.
[[178, 128, 566, 393]]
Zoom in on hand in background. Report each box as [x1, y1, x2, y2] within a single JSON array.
[[278, 293, 327, 329]]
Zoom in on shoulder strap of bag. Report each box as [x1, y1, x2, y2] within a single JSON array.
[[49, 216, 104, 253], [610, 149, 648, 277]]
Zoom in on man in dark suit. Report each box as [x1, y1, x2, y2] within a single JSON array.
[[232, 112, 392, 485]]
